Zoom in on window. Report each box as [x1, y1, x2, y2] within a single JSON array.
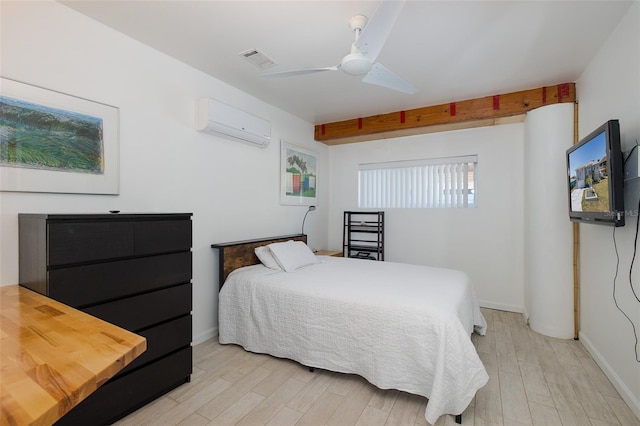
[[358, 155, 477, 208]]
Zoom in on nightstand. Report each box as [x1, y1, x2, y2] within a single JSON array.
[[315, 250, 343, 257]]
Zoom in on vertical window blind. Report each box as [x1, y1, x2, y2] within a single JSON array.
[[358, 155, 478, 208]]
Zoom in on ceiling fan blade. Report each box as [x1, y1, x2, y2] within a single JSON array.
[[354, 0, 405, 63], [362, 63, 418, 94], [262, 66, 339, 79]]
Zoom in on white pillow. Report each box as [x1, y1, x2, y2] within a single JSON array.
[[268, 240, 318, 272], [255, 246, 281, 270]]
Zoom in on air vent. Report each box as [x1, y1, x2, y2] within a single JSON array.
[[239, 49, 276, 70]]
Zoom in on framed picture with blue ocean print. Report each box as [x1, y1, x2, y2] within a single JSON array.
[[280, 140, 318, 206], [0, 77, 119, 194]]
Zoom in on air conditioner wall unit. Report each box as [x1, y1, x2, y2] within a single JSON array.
[[195, 98, 271, 147]]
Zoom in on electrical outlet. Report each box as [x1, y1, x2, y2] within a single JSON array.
[[624, 146, 639, 181]]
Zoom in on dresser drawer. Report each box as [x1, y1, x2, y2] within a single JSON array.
[[55, 346, 192, 426], [49, 252, 192, 308], [118, 314, 192, 376], [134, 220, 192, 255], [83, 283, 192, 331], [48, 221, 134, 266], [47, 218, 192, 266]]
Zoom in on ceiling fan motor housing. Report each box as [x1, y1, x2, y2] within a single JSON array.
[[341, 52, 373, 75]]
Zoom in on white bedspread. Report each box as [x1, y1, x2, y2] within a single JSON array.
[[218, 256, 488, 424]]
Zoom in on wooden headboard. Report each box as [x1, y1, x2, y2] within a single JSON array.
[[211, 234, 307, 291]]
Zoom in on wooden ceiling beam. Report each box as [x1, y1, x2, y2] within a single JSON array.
[[314, 83, 576, 145]]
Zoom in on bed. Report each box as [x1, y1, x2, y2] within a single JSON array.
[[212, 235, 488, 424]]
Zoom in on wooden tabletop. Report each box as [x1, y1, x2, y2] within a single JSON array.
[[314, 250, 343, 257], [0, 285, 146, 426]]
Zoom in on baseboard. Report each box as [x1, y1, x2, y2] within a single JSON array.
[[193, 326, 217, 346], [478, 300, 523, 313], [579, 332, 640, 420]]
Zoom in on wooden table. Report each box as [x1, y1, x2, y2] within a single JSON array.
[[315, 250, 343, 257], [0, 285, 146, 426]]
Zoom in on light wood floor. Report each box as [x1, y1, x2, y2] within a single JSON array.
[[114, 308, 640, 426]]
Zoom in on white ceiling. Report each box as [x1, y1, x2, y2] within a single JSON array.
[[59, 0, 633, 125]]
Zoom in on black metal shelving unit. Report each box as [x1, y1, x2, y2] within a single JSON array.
[[343, 211, 384, 261]]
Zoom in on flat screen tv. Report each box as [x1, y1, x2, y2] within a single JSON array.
[[567, 119, 624, 227]]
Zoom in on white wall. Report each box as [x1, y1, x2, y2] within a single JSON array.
[[0, 0, 329, 344], [328, 124, 525, 312], [576, 2, 640, 418]]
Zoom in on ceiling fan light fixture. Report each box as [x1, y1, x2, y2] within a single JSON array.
[[340, 52, 373, 76]]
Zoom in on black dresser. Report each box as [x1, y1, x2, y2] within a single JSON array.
[[18, 213, 193, 425]]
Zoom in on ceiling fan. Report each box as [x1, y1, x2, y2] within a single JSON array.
[[262, 0, 417, 95]]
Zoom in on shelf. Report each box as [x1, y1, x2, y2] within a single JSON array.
[[347, 226, 380, 233], [348, 246, 380, 252], [343, 211, 384, 261]]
